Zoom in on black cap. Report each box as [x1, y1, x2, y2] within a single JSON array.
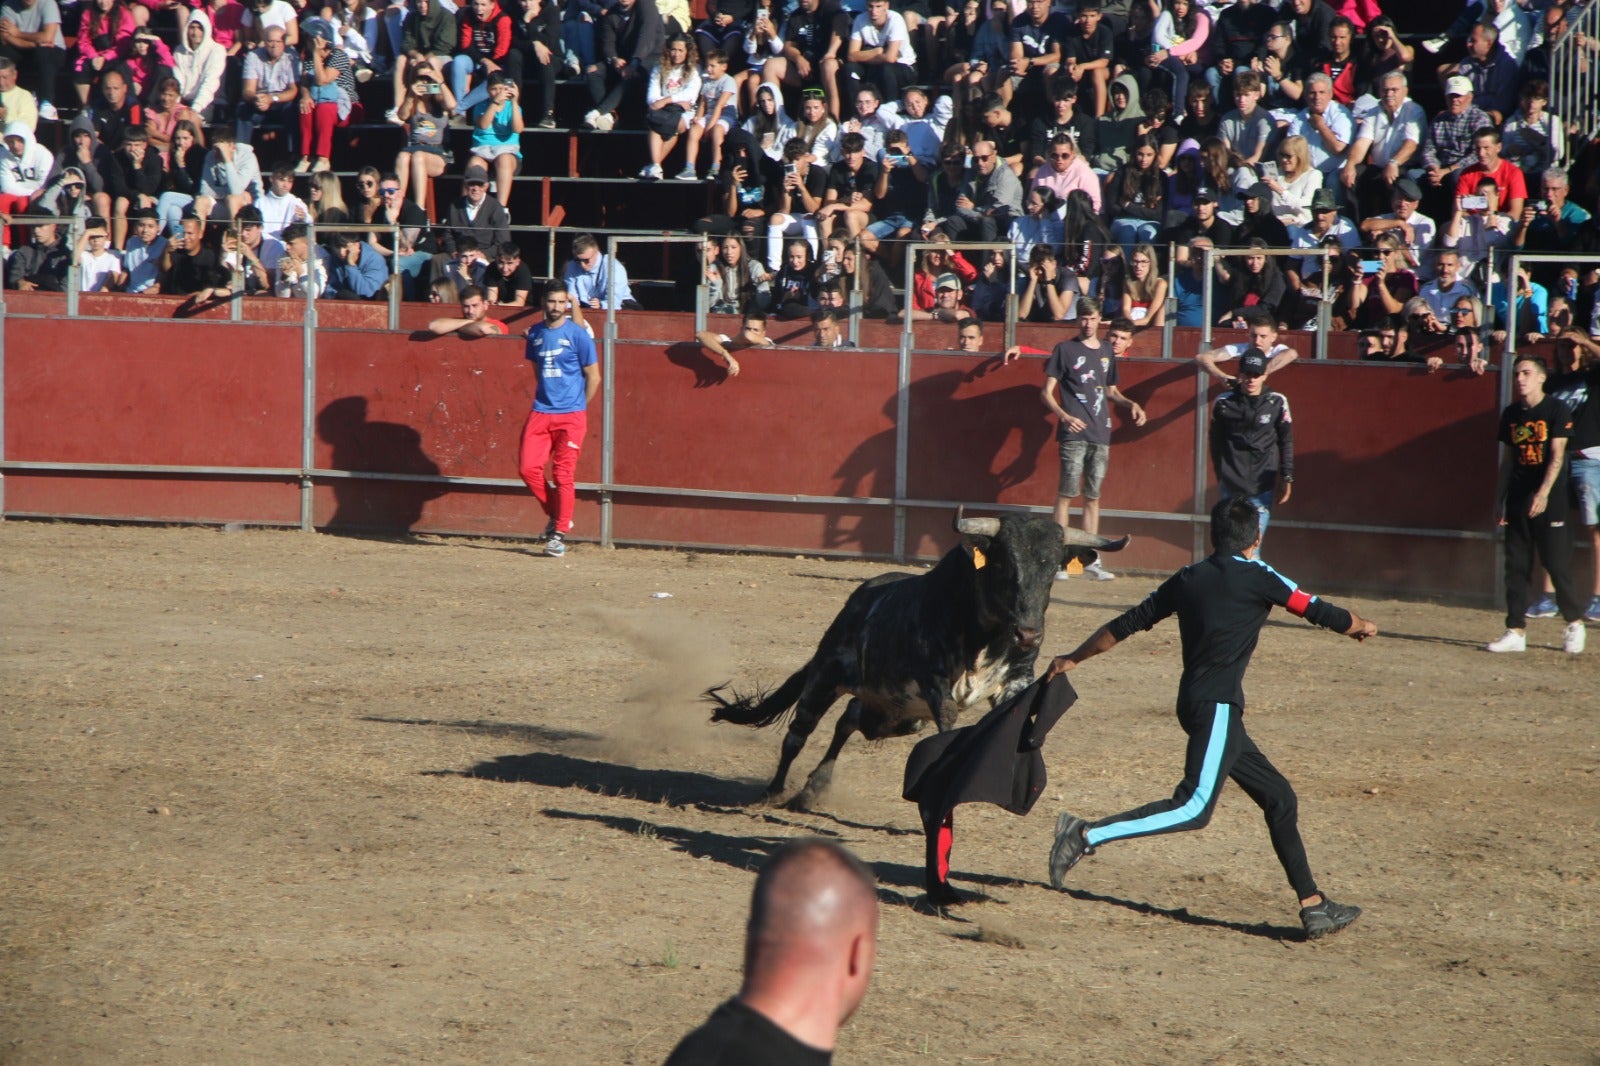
[[1238, 347, 1268, 378], [1244, 181, 1272, 201], [1196, 185, 1218, 202], [1394, 177, 1423, 201]]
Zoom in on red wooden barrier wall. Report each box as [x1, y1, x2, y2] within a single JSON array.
[[2, 303, 1507, 598]]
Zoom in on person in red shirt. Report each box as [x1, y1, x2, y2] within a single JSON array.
[[427, 285, 508, 337], [1455, 126, 1527, 221], [448, 0, 512, 114]]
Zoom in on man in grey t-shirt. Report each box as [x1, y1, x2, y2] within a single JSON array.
[[1041, 301, 1146, 579], [0, 0, 65, 118]]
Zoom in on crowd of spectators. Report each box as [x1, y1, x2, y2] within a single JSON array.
[[2, 0, 1599, 355]]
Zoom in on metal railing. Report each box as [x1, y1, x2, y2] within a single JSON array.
[[1547, 3, 1600, 164]]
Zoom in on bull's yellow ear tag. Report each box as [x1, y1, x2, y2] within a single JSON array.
[[1065, 556, 1084, 576], [972, 547, 987, 570]]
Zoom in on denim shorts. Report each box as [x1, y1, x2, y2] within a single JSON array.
[[1058, 439, 1109, 499], [866, 213, 914, 239], [1572, 456, 1600, 527]]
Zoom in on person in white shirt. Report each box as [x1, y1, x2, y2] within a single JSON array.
[[255, 163, 309, 239], [1341, 70, 1425, 220], [844, 0, 914, 106], [1417, 248, 1479, 324], [1284, 73, 1352, 183], [76, 218, 124, 291], [1358, 178, 1436, 278]]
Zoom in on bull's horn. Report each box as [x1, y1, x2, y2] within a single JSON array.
[[953, 505, 1001, 537], [1063, 530, 1132, 552]]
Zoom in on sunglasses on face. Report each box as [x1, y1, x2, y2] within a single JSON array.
[[1452, 307, 1473, 315], [973, 154, 994, 163], [380, 186, 401, 194], [359, 179, 376, 187], [1052, 151, 1072, 159]]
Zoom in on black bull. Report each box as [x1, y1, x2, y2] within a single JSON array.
[[704, 512, 1128, 809]]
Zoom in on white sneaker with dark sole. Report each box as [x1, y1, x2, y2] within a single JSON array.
[[1564, 621, 1586, 655], [1486, 629, 1527, 653], [1083, 561, 1116, 581]]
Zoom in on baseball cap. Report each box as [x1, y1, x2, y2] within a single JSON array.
[[1394, 177, 1423, 201], [463, 170, 490, 185], [1309, 188, 1338, 212], [1445, 75, 1474, 97], [302, 18, 336, 43], [1237, 347, 1268, 378], [935, 273, 961, 291], [1195, 185, 1218, 202], [1244, 181, 1272, 201]]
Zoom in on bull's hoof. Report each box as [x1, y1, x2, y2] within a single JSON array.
[[923, 883, 972, 908], [785, 787, 826, 813], [753, 787, 785, 808]]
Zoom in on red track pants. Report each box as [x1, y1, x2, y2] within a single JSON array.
[[518, 409, 587, 534]]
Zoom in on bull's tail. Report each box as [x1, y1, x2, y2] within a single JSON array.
[[704, 667, 810, 729]]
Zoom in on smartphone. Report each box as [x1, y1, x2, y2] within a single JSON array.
[[1531, 200, 1549, 213], [1461, 194, 1488, 211], [783, 161, 797, 175], [419, 81, 441, 94], [1359, 259, 1381, 274], [823, 249, 837, 266]]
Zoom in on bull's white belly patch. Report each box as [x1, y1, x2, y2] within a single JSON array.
[[950, 650, 1009, 710]]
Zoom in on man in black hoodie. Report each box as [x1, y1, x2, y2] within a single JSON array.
[[3, 212, 69, 289], [1208, 346, 1294, 545], [582, 0, 663, 130]]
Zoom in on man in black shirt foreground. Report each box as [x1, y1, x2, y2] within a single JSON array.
[[665, 840, 879, 1065], [1043, 496, 1378, 940]]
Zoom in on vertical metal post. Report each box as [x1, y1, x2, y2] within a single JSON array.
[[1193, 245, 1215, 562], [1161, 242, 1176, 359], [601, 236, 620, 548], [230, 220, 244, 321], [1314, 247, 1331, 359], [301, 220, 319, 532], [895, 243, 918, 562], [1318, 244, 1331, 344], [1004, 250, 1017, 353], [848, 236, 862, 348], [387, 222, 402, 330], [546, 225, 556, 282], [66, 217, 83, 317]]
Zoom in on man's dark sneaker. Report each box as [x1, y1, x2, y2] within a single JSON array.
[[544, 532, 567, 558], [532, 520, 556, 544], [1300, 898, 1362, 940], [1048, 813, 1091, 889]]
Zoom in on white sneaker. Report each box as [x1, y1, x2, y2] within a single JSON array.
[[1422, 35, 1447, 54], [1564, 621, 1586, 655], [38, 100, 59, 122], [591, 111, 615, 132], [384, 106, 404, 125], [1083, 560, 1116, 581], [638, 163, 662, 180], [1486, 629, 1527, 653], [293, 157, 313, 174], [583, 108, 601, 128], [1054, 569, 1070, 581]]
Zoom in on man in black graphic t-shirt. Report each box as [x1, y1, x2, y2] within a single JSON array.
[[1487, 354, 1587, 654]]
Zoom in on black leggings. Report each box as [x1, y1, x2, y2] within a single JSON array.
[[1086, 701, 1318, 900], [1504, 495, 1583, 627]]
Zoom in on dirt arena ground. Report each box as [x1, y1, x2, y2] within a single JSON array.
[[2, 520, 1597, 1065]]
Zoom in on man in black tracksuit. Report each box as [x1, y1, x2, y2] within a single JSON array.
[[1044, 496, 1379, 940], [1210, 346, 1294, 543]]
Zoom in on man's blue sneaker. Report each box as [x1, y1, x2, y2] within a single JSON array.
[[1527, 595, 1559, 618], [544, 533, 566, 557]]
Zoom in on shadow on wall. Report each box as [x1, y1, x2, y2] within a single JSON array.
[[317, 396, 447, 531], [825, 361, 1052, 550]]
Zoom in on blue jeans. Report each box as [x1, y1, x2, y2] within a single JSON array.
[[562, 19, 595, 68], [1109, 217, 1158, 254], [450, 54, 484, 113], [157, 191, 194, 236]]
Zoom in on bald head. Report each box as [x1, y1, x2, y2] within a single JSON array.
[[739, 840, 879, 1049]]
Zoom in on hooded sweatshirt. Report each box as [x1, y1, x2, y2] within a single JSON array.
[[1, 122, 54, 197], [1092, 73, 1144, 173], [173, 9, 228, 114], [401, 0, 457, 57]]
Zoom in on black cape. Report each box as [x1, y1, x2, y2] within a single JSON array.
[[901, 675, 1077, 896]]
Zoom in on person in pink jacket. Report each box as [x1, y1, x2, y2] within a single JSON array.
[[1148, 0, 1208, 120], [73, 0, 137, 105]]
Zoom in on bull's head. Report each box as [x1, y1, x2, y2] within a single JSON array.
[[954, 507, 1131, 651]]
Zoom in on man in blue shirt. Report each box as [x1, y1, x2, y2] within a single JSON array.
[[121, 208, 167, 293], [519, 280, 600, 557], [561, 232, 641, 312], [326, 232, 388, 299]]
